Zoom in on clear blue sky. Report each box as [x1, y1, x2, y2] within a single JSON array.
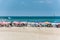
[[0, 0, 59, 16]]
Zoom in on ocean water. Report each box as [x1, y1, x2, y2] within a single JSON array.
[[0, 16, 60, 23]]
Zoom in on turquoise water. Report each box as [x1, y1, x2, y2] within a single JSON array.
[[0, 16, 60, 23]]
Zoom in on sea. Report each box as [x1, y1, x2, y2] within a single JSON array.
[[0, 16, 60, 23]]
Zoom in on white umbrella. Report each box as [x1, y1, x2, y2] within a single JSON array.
[[20, 22, 27, 23]]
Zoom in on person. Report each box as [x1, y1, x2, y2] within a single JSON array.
[[9, 22, 13, 27], [56, 24, 60, 28]]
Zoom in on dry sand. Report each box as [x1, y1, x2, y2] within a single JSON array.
[[0, 27, 60, 40]]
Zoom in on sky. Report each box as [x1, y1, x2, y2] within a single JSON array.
[[0, 0, 59, 16]]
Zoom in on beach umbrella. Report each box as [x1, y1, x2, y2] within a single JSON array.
[[28, 22, 34, 26], [0, 22, 2, 24], [31, 22, 35, 24], [7, 22, 10, 23], [13, 21, 20, 25], [44, 22, 51, 24], [52, 23, 60, 25], [0, 22, 9, 26], [28, 22, 36, 27], [20, 22, 27, 24], [43, 22, 51, 27], [38, 22, 43, 24], [2, 22, 9, 25], [27, 22, 31, 24], [0, 22, 10, 27], [27, 22, 36, 25]]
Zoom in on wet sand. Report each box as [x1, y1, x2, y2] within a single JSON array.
[[0, 27, 60, 40]]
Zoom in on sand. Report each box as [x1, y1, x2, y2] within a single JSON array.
[[0, 27, 60, 40]]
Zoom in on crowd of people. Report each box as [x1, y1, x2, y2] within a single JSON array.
[[0, 21, 60, 28]]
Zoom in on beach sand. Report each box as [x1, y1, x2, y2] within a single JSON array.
[[0, 27, 60, 40]]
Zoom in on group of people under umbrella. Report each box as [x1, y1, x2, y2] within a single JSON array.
[[0, 21, 27, 27], [0, 21, 60, 28]]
